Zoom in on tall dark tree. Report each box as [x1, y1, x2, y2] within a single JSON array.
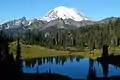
[[15, 38, 23, 80], [0, 31, 18, 80], [102, 45, 108, 58]]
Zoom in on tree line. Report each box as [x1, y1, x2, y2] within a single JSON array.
[[23, 18, 120, 51]]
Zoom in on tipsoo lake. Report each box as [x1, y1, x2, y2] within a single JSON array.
[[22, 56, 120, 79]]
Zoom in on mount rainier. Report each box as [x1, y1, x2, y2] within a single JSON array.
[[0, 6, 94, 32], [40, 6, 90, 22]]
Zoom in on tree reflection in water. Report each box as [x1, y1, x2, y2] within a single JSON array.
[[23, 55, 120, 79], [24, 56, 84, 68], [87, 59, 96, 80]]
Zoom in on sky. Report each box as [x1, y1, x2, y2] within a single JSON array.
[[0, 0, 120, 24]]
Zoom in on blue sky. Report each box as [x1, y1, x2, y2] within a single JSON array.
[[0, 0, 120, 24]]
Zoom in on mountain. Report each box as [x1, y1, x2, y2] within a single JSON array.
[[0, 6, 93, 31], [0, 17, 30, 36], [97, 17, 118, 24], [0, 17, 29, 30], [45, 18, 94, 29], [2, 6, 118, 36], [40, 6, 90, 22], [39, 6, 93, 29]]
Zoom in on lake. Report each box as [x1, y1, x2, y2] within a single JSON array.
[[22, 56, 120, 79]]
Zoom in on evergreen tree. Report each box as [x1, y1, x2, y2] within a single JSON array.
[[15, 38, 23, 80]]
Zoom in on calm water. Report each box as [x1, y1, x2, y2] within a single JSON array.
[[22, 56, 120, 79]]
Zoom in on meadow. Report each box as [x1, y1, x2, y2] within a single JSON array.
[[9, 41, 120, 59]]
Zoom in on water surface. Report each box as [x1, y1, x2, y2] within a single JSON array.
[[22, 56, 120, 79]]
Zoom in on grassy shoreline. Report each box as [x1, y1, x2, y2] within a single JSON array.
[[10, 41, 120, 59], [10, 41, 70, 59]]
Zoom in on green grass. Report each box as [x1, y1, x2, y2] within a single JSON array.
[[71, 49, 101, 59], [9, 41, 101, 59], [9, 41, 70, 59], [9, 41, 120, 59]]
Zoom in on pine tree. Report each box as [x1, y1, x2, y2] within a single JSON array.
[[15, 38, 23, 79]]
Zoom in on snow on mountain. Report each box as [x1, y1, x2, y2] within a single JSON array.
[[40, 6, 90, 22]]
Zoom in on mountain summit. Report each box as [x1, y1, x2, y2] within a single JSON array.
[[41, 6, 90, 22]]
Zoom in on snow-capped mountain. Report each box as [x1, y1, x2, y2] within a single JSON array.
[[40, 6, 90, 22], [0, 6, 94, 36]]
